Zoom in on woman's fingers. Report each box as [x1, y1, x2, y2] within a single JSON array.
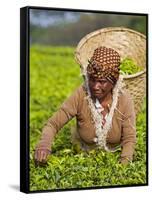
[[34, 149, 50, 163], [40, 150, 47, 162]]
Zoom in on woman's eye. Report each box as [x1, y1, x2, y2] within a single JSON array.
[[99, 80, 106, 84], [89, 78, 107, 84]]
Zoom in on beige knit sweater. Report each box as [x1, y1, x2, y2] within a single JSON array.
[[36, 84, 136, 161]]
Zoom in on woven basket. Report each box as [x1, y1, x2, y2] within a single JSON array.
[[75, 27, 146, 115]]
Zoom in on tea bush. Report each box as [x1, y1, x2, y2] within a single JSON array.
[[119, 58, 143, 75], [29, 45, 147, 191]]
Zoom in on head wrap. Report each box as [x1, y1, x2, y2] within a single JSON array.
[[87, 46, 120, 84]]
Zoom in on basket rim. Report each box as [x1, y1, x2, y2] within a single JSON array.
[[75, 27, 146, 57], [75, 27, 146, 78], [123, 69, 146, 79]]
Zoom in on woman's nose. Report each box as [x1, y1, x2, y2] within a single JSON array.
[[93, 82, 101, 90]]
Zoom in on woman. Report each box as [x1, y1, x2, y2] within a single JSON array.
[[34, 46, 136, 165]]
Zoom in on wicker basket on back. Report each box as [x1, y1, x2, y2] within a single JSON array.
[[75, 27, 146, 115]]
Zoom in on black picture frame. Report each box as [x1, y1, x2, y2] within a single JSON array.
[[20, 6, 148, 193]]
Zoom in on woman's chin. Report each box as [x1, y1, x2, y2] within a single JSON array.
[[93, 93, 103, 99]]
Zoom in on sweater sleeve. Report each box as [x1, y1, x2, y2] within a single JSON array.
[[120, 92, 137, 161], [36, 86, 82, 151]]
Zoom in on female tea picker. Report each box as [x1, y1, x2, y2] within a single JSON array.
[[34, 46, 136, 165]]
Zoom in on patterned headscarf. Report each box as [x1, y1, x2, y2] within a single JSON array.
[[87, 46, 120, 84]]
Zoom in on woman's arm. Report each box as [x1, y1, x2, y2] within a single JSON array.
[[120, 92, 137, 164], [35, 86, 82, 163]]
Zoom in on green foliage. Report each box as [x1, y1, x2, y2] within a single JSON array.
[[30, 45, 147, 191], [119, 58, 143, 75]]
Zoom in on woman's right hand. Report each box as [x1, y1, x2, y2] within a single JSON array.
[[34, 148, 51, 166]]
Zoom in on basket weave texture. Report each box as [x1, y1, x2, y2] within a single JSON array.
[[75, 27, 146, 115]]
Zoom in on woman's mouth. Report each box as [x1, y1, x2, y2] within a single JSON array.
[[94, 92, 101, 94], [93, 90, 104, 94]]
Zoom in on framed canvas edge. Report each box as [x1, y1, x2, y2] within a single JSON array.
[[20, 5, 149, 193], [20, 6, 30, 193]]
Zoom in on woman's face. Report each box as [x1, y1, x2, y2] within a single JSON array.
[[88, 74, 114, 101]]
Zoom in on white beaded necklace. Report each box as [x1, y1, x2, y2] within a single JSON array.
[[84, 75, 124, 151]]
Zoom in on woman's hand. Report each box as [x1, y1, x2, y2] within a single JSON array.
[[34, 148, 51, 166], [120, 157, 130, 166]]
